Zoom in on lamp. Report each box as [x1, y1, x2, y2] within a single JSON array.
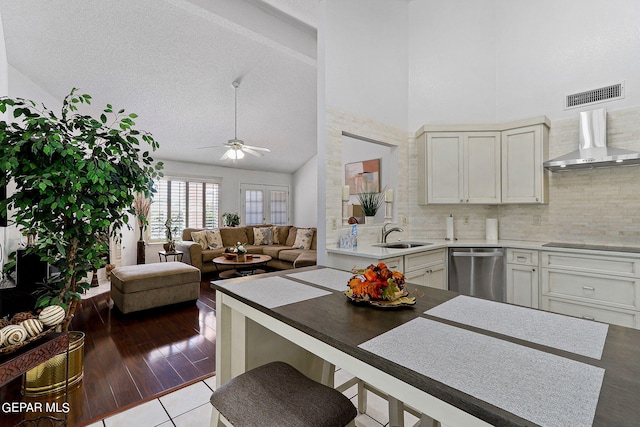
[[225, 148, 245, 160]]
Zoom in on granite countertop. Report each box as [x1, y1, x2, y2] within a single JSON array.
[[327, 239, 640, 259]]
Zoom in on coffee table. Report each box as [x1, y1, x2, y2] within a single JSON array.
[[213, 254, 272, 279]]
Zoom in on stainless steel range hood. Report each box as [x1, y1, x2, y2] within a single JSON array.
[[543, 108, 640, 172]]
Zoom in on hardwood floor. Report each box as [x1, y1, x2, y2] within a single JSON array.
[[0, 274, 218, 427]]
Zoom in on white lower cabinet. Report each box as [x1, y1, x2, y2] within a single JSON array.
[[405, 263, 446, 290], [326, 253, 403, 273], [505, 249, 539, 308], [506, 264, 539, 308], [541, 250, 640, 329], [540, 297, 639, 329], [404, 249, 447, 289]]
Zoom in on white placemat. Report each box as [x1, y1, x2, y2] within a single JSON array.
[[425, 295, 609, 359], [286, 268, 354, 292], [214, 276, 331, 308], [359, 317, 604, 427]]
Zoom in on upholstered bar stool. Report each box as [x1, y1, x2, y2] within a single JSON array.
[[210, 361, 357, 427]]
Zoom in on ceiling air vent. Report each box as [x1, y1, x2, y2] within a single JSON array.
[[565, 82, 624, 109]]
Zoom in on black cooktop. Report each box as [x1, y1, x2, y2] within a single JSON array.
[[542, 242, 640, 253]]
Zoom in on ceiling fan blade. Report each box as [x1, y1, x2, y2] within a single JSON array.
[[243, 147, 264, 157], [196, 144, 227, 150], [243, 144, 271, 152]]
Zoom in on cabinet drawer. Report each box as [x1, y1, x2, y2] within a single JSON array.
[[506, 248, 538, 266], [541, 251, 640, 277], [405, 249, 446, 271], [541, 269, 639, 310], [382, 257, 404, 273], [541, 297, 638, 329]]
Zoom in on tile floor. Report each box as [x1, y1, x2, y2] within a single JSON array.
[[85, 369, 422, 427]]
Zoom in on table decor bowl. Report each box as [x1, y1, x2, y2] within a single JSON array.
[[345, 262, 416, 309]]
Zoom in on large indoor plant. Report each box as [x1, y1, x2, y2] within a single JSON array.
[[0, 88, 164, 331]]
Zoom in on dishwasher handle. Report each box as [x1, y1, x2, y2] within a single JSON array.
[[451, 251, 504, 257]]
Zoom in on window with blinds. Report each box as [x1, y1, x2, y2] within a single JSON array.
[[244, 190, 263, 226], [149, 178, 219, 240], [240, 184, 289, 226]]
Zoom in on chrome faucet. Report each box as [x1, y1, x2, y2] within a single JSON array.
[[382, 223, 404, 243]]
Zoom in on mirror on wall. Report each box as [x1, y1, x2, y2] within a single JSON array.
[[341, 133, 397, 225]]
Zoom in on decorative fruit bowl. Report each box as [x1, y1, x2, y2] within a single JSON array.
[[345, 262, 416, 309], [0, 305, 67, 355]]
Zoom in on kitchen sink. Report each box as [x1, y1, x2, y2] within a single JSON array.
[[373, 241, 433, 249]]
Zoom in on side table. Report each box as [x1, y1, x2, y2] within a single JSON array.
[[158, 250, 184, 262]]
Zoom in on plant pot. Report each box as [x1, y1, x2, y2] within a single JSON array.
[[23, 331, 85, 396], [365, 216, 375, 225], [237, 253, 245, 262]]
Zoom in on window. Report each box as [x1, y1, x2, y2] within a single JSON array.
[[240, 184, 289, 226], [149, 178, 219, 240]]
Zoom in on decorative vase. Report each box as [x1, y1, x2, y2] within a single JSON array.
[[23, 331, 85, 396], [237, 253, 245, 262], [139, 226, 144, 241], [136, 240, 145, 264], [365, 216, 375, 225]]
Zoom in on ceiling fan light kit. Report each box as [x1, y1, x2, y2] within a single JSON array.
[[197, 80, 271, 162]]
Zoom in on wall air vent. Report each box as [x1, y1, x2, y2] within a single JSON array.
[[565, 82, 624, 109]]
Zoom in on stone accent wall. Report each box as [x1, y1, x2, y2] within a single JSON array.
[[408, 106, 640, 245], [325, 107, 410, 247]]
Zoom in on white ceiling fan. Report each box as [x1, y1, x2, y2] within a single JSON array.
[[197, 81, 271, 160]]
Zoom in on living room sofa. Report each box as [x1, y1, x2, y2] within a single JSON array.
[[175, 225, 317, 274]]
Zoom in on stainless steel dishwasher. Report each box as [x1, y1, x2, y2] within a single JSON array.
[[448, 248, 505, 302]]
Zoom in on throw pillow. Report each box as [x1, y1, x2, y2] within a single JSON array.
[[206, 229, 223, 249], [292, 228, 313, 250], [271, 226, 280, 244], [253, 227, 273, 246], [191, 230, 209, 249]]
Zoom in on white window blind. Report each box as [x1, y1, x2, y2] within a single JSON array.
[[149, 178, 219, 240], [245, 189, 263, 226], [270, 190, 287, 225]]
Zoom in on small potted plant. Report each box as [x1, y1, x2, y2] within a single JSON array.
[[357, 188, 386, 225], [222, 212, 240, 227], [233, 242, 247, 262], [164, 217, 180, 252]]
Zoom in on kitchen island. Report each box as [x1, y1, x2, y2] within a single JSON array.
[[212, 266, 640, 426]]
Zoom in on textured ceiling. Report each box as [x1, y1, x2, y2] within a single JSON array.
[[0, 0, 318, 174]]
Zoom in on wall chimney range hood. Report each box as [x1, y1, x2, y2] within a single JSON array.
[[543, 108, 640, 172]]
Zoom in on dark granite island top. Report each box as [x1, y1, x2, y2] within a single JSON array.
[[211, 266, 640, 426]]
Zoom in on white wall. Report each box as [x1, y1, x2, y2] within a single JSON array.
[[292, 155, 317, 228], [408, 0, 640, 130], [495, 0, 640, 121], [324, 0, 409, 130], [408, 0, 497, 129]]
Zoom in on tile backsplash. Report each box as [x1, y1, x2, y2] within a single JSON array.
[[326, 105, 640, 249]]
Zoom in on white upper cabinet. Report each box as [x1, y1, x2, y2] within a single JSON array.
[[421, 131, 500, 204], [501, 124, 549, 204], [417, 116, 549, 205]]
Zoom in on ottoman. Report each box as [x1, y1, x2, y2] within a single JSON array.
[[110, 262, 201, 314]]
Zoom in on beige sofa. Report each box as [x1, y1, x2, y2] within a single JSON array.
[[175, 225, 317, 274]]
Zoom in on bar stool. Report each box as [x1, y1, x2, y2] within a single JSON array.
[[210, 361, 357, 427]]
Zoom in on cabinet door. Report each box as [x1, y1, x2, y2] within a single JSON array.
[[426, 133, 463, 204], [405, 263, 446, 290], [506, 264, 539, 308], [465, 132, 501, 204], [501, 125, 547, 204]]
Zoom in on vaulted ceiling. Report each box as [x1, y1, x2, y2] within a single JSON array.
[[0, 0, 318, 174]]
